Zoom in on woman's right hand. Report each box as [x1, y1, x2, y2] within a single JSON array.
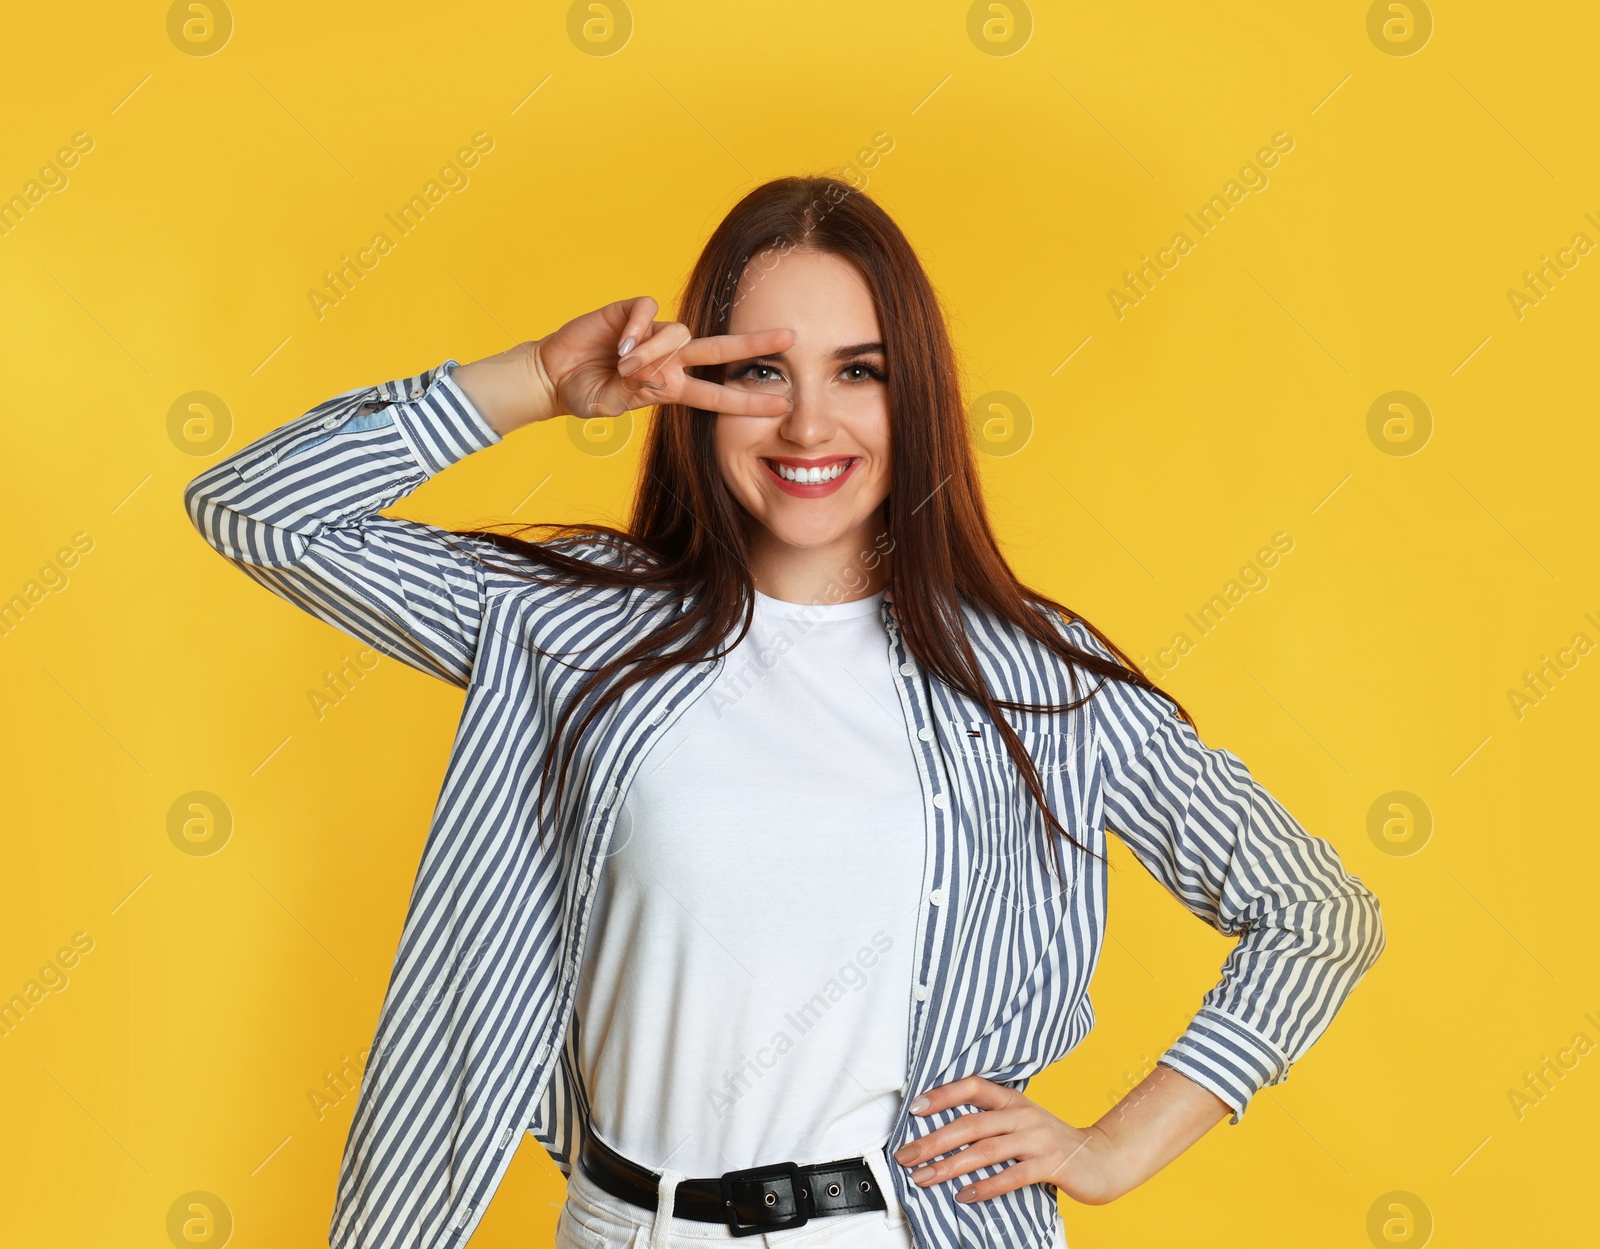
[[454, 296, 796, 436]]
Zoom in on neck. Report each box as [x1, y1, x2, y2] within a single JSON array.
[[744, 515, 891, 606]]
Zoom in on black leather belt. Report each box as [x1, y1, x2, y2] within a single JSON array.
[[578, 1129, 888, 1237]]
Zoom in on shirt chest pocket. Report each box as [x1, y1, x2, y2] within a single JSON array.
[[946, 719, 1093, 909]]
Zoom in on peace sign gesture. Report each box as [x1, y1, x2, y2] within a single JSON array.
[[453, 296, 796, 436], [559, 294, 796, 421]]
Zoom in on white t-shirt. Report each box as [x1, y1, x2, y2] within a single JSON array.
[[572, 587, 926, 1175]]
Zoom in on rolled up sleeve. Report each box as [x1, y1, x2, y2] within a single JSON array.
[[182, 358, 507, 687], [1067, 620, 1386, 1123]]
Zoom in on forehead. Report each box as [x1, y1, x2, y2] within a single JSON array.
[[726, 248, 882, 344]]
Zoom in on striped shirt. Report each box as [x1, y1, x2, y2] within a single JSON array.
[[183, 357, 1386, 1249]]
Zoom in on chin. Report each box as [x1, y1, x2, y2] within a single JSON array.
[[759, 517, 859, 550]]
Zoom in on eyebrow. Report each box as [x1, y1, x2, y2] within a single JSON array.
[[742, 341, 886, 363]]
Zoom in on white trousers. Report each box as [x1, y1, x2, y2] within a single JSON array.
[[554, 1146, 917, 1249]]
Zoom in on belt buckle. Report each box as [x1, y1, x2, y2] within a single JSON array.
[[717, 1160, 810, 1237]]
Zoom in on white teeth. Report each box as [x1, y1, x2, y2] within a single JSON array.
[[772, 460, 849, 484]]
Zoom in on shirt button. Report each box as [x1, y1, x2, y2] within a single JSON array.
[[899, 662, 915, 675], [931, 793, 948, 809], [498, 1126, 515, 1149], [650, 707, 667, 725], [928, 888, 946, 906], [917, 727, 933, 741], [320, 415, 340, 428], [600, 785, 618, 809], [913, 983, 929, 1001], [534, 1041, 551, 1062]]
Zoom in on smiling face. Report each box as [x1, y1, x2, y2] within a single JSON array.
[[716, 247, 892, 599]]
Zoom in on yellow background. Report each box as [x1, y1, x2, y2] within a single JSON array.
[[2, 1, 1594, 1245]]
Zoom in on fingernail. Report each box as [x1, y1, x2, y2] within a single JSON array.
[[908, 1095, 929, 1114], [955, 1188, 978, 1203], [911, 1167, 934, 1185], [619, 337, 635, 356]]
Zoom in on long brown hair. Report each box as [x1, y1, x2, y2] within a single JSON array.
[[449, 175, 1191, 881]]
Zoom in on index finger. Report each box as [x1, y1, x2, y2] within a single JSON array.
[[677, 327, 796, 367], [673, 374, 793, 418], [910, 1076, 1013, 1115]]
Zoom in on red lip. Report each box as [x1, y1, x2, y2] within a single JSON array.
[[760, 456, 860, 498]]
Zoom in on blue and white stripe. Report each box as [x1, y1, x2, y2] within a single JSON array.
[[184, 358, 1385, 1249]]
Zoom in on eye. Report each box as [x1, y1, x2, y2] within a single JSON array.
[[843, 361, 886, 383], [727, 362, 784, 384]]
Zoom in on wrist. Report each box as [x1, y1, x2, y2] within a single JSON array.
[[454, 340, 559, 436], [1088, 1113, 1152, 1196], [526, 338, 561, 423], [1085, 1062, 1230, 1197], [1080, 1121, 1139, 1198]]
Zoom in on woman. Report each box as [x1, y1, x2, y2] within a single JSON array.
[[184, 176, 1385, 1249]]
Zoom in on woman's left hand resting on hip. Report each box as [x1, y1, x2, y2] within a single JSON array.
[[891, 1066, 1231, 1206]]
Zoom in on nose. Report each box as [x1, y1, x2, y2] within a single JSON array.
[[775, 374, 840, 447]]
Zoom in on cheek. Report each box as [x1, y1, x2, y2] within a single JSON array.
[[856, 410, 893, 489], [837, 390, 891, 447], [863, 457, 892, 505], [712, 417, 742, 469], [713, 420, 765, 496]]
